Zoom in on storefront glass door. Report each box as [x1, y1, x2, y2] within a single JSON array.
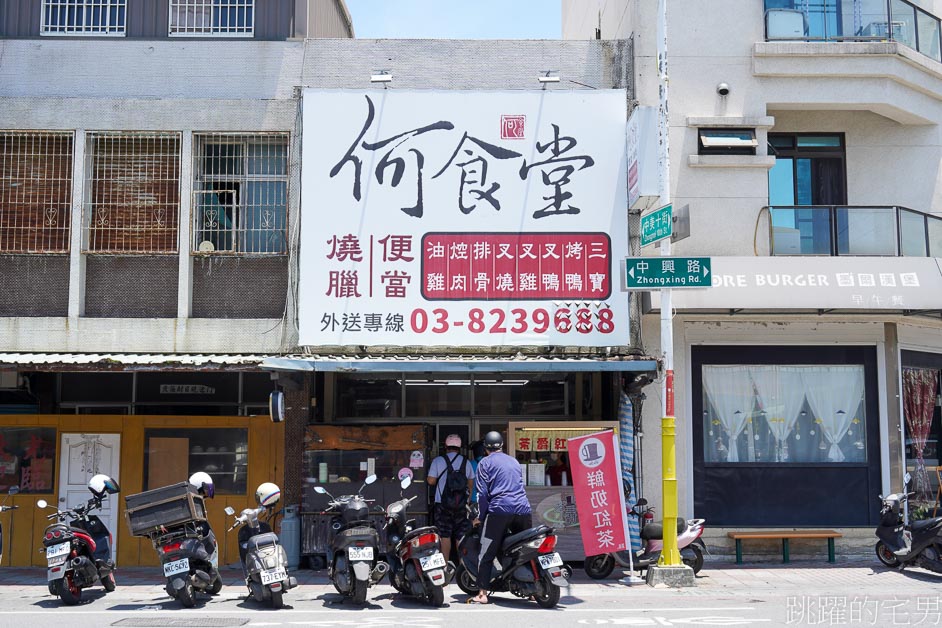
[[58, 433, 121, 561]]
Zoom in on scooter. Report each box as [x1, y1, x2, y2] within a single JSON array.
[[152, 520, 223, 607], [875, 472, 942, 572], [584, 498, 706, 579], [0, 486, 19, 562], [384, 476, 454, 607], [455, 511, 568, 609], [314, 474, 389, 604], [37, 474, 120, 605], [224, 481, 299, 608]]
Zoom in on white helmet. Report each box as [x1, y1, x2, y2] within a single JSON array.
[[88, 474, 119, 497], [256, 482, 281, 508], [189, 471, 214, 498]]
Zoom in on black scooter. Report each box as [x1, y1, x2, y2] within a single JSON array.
[[37, 477, 119, 606], [876, 472, 942, 572], [455, 508, 568, 609], [152, 520, 223, 607], [385, 476, 454, 606], [314, 474, 389, 604]]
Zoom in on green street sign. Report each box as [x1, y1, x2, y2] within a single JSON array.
[[624, 257, 712, 289], [640, 203, 672, 247]]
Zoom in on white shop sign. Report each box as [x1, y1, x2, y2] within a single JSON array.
[[299, 90, 629, 346], [647, 257, 942, 311]]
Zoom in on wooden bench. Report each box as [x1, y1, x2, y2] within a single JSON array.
[[727, 530, 842, 564]]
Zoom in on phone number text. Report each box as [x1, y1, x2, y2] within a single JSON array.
[[410, 307, 616, 334]]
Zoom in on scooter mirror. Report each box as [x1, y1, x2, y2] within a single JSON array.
[[313, 486, 327, 494], [8, 486, 18, 495], [400, 476, 412, 491], [364, 474, 377, 485], [637, 498, 648, 506], [36, 499, 48, 509], [224, 506, 235, 516]]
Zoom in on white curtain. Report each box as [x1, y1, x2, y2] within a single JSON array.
[[750, 366, 806, 461], [802, 366, 865, 462], [703, 366, 756, 462]]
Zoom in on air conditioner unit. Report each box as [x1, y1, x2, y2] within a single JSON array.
[[766, 9, 807, 39], [859, 21, 904, 39]]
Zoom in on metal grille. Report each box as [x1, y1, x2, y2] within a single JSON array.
[[169, 0, 254, 36], [85, 132, 180, 254], [41, 0, 127, 35], [0, 131, 73, 253], [192, 133, 288, 254]]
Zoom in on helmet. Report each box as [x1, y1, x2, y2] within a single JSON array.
[[445, 434, 462, 448], [88, 474, 120, 497], [255, 482, 281, 508], [189, 471, 215, 499], [484, 431, 504, 451]]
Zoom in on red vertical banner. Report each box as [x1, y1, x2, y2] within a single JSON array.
[[567, 430, 628, 556]]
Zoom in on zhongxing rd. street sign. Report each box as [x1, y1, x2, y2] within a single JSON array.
[[640, 203, 672, 247], [624, 257, 712, 289]]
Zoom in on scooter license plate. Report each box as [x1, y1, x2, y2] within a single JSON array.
[[260, 567, 287, 585], [46, 542, 70, 558], [538, 552, 563, 569], [348, 546, 374, 561], [163, 557, 190, 577], [419, 552, 446, 571]]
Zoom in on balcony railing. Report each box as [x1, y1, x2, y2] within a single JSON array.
[[764, 0, 942, 63], [769, 205, 942, 256]]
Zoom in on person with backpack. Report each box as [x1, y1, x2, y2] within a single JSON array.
[[427, 434, 475, 565]]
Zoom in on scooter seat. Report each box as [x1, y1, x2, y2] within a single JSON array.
[[402, 526, 438, 544], [640, 519, 687, 541], [912, 518, 942, 533], [502, 525, 553, 551]]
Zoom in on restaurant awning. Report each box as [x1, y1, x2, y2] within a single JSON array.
[[0, 353, 272, 371], [262, 355, 658, 373]]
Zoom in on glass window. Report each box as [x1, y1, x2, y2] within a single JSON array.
[[474, 374, 568, 416], [769, 134, 846, 207], [702, 365, 867, 464], [900, 209, 928, 256], [916, 9, 942, 62], [770, 207, 832, 255], [891, 0, 918, 49], [169, 0, 254, 37], [698, 128, 757, 155], [42, 0, 126, 35], [0, 427, 56, 493], [405, 376, 472, 417], [336, 375, 402, 418], [796, 135, 842, 148], [143, 428, 247, 494], [929, 215, 942, 257], [837, 207, 899, 255]]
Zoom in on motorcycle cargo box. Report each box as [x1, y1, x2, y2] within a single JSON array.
[[124, 482, 207, 537]]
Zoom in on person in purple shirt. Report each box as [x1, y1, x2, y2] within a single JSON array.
[[472, 431, 532, 604]]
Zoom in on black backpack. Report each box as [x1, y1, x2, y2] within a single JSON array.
[[440, 454, 469, 511]]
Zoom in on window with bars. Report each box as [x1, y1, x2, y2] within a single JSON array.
[[85, 132, 180, 254], [169, 0, 254, 36], [192, 134, 288, 254], [41, 0, 127, 35], [0, 131, 73, 253]]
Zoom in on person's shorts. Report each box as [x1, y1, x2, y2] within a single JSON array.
[[433, 503, 471, 538]]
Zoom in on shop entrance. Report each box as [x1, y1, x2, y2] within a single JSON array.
[[58, 433, 121, 560]]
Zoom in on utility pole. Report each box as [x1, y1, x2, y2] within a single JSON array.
[[647, 0, 694, 587]]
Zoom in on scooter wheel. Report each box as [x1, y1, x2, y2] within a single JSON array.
[[455, 565, 479, 596], [210, 576, 223, 595], [352, 578, 368, 604], [102, 571, 116, 592], [428, 584, 445, 607], [57, 574, 82, 606], [534, 582, 561, 609], [584, 554, 616, 580], [270, 588, 284, 609], [681, 545, 704, 575], [178, 582, 197, 608], [876, 541, 901, 567]]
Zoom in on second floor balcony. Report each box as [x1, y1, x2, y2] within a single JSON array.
[[765, 0, 942, 63], [770, 205, 942, 256]]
